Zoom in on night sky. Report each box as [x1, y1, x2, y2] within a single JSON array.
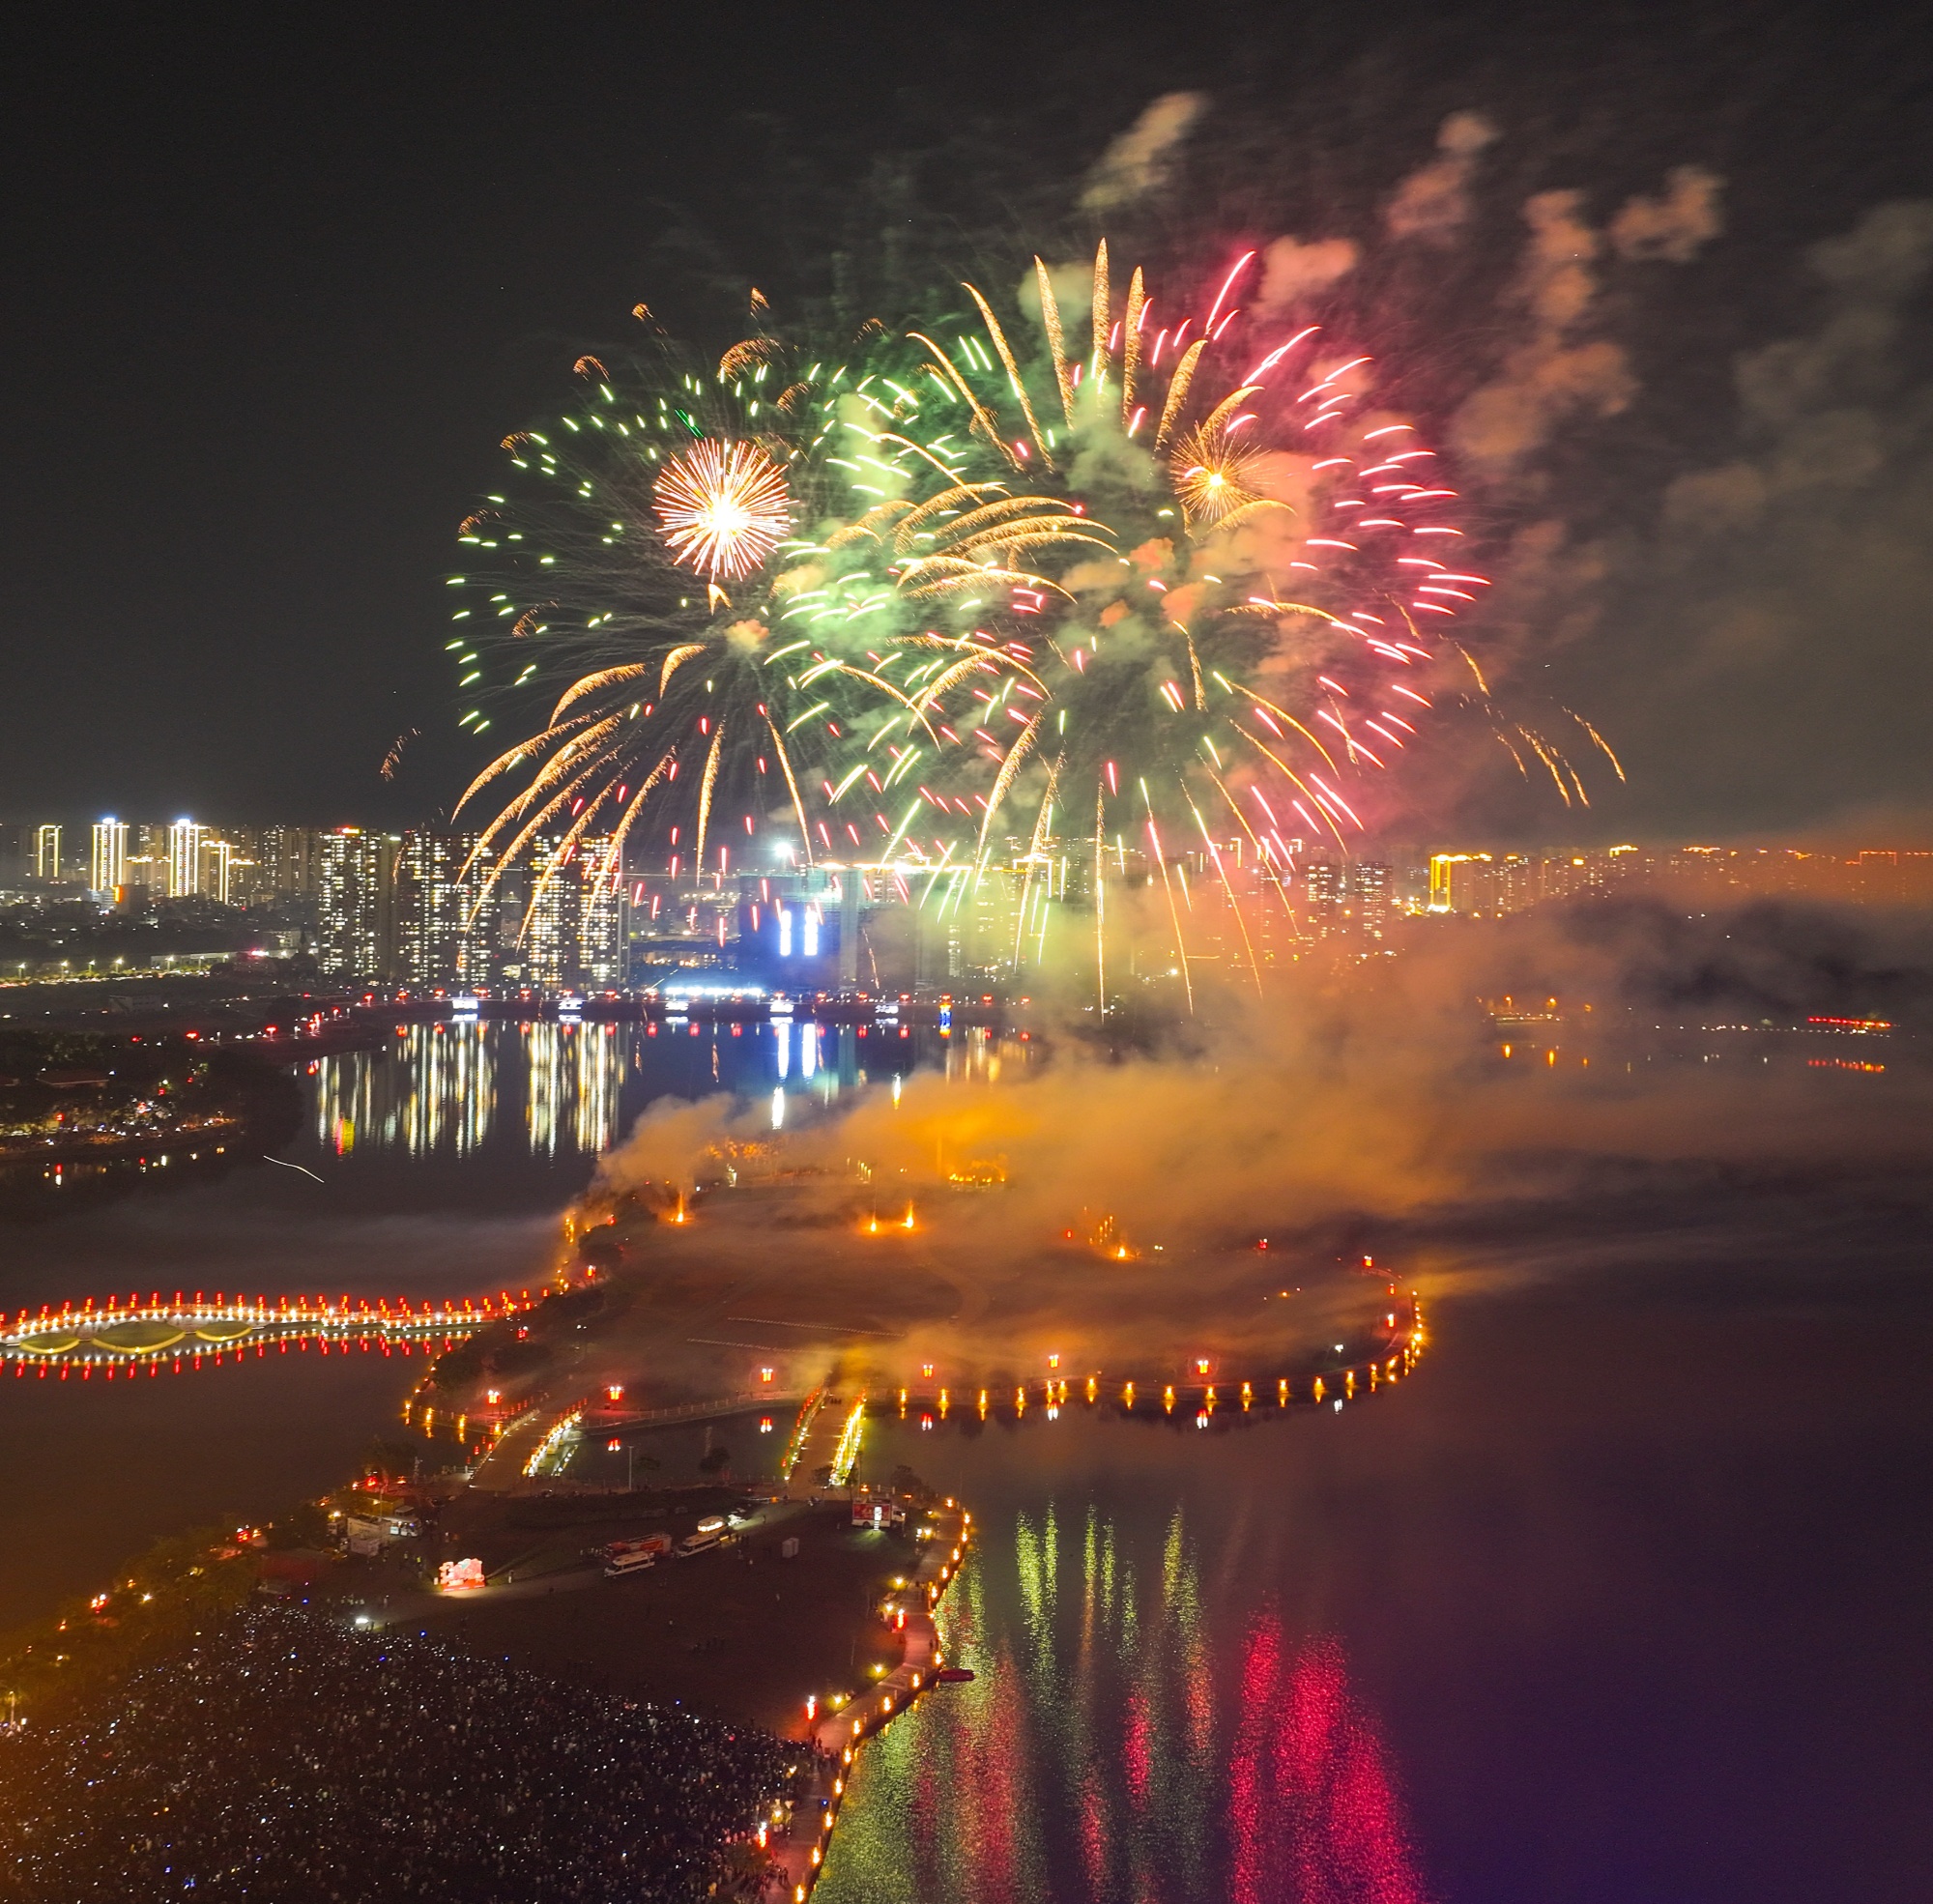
[[4, 5, 1931, 840]]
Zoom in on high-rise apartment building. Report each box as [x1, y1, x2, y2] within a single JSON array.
[[34, 824, 61, 881], [316, 829, 400, 979], [258, 826, 323, 900], [120, 824, 169, 897], [1303, 859, 1345, 936], [196, 835, 237, 906], [520, 838, 583, 988], [90, 819, 129, 895], [1354, 861, 1391, 938], [466, 835, 628, 990], [578, 838, 624, 987], [167, 820, 208, 897], [1284, 857, 1390, 942], [395, 830, 490, 990]]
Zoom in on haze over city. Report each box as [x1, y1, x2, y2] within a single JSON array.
[[3, 8, 1931, 1903]]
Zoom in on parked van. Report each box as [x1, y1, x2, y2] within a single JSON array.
[[675, 1529, 723, 1559], [598, 1534, 671, 1577]]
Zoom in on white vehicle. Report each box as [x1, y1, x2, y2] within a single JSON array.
[[603, 1548, 659, 1577], [598, 1534, 670, 1577], [675, 1529, 724, 1558]]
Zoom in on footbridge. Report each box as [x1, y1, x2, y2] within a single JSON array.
[[0, 1289, 537, 1371]]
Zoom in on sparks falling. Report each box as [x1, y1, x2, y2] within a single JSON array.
[[444, 240, 1614, 976]]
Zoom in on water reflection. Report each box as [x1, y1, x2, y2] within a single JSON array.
[[522, 1023, 625, 1157], [304, 1021, 1022, 1164], [313, 1024, 495, 1158], [822, 1460, 1426, 1904]]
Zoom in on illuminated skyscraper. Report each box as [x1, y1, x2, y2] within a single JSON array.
[[197, 836, 236, 905], [316, 829, 400, 979], [577, 838, 624, 986], [1303, 859, 1345, 937], [395, 831, 490, 989], [89, 819, 129, 895], [1355, 861, 1391, 938], [167, 819, 208, 897], [521, 837, 583, 988], [34, 824, 61, 881], [258, 825, 323, 899]]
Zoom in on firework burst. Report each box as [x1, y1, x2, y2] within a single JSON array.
[[444, 240, 1614, 988], [652, 438, 793, 582]]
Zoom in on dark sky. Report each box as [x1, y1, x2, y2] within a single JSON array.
[[4, 5, 1931, 841]]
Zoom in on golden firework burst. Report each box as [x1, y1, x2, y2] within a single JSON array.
[[1168, 422, 1268, 533], [652, 439, 792, 581]]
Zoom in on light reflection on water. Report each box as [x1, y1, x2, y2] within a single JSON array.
[[0, 1019, 1029, 1625], [822, 1457, 1426, 1904], [304, 1019, 1016, 1162]]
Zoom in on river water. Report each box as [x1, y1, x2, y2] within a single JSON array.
[[0, 1019, 932, 1629], [4, 1025, 1929, 1901]]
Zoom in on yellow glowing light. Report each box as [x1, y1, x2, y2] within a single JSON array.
[[652, 439, 792, 581]]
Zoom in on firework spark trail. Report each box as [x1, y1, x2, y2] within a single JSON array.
[[443, 226, 1611, 971]]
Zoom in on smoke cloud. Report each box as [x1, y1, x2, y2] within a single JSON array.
[[1080, 93, 1206, 212], [1452, 189, 1634, 471], [1610, 165, 1726, 263], [1563, 199, 1933, 830], [1255, 236, 1359, 314], [593, 899, 1931, 1389], [1384, 111, 1499, 246]]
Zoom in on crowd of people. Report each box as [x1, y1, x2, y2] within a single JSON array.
[[0, 1602, 798, 1900]]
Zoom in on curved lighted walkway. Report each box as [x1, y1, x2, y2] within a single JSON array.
[[0, 1290, 535, 1369]]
